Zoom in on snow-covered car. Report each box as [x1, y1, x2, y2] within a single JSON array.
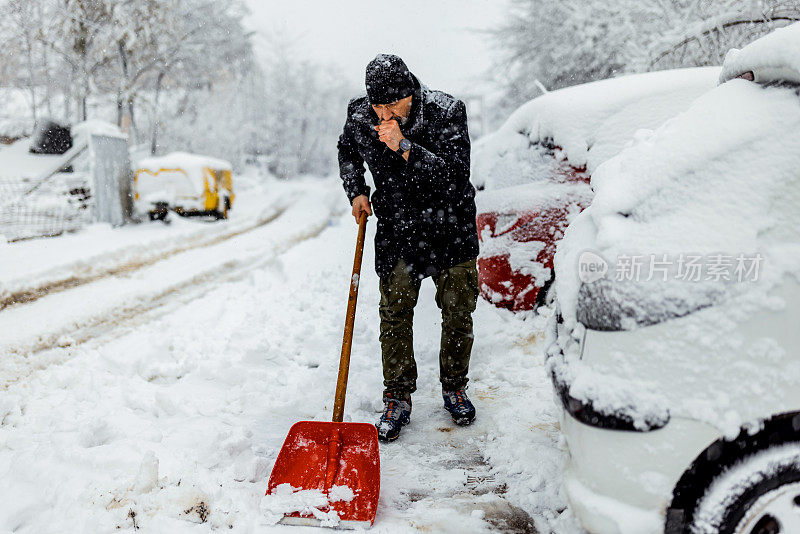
[[134, 152, 234, 221], [548, 23, 800, 534], [472, 67, 719, 311]]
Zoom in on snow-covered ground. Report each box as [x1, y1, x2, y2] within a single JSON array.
[[0, 172, 581, 533], [0, 172, 301, 310]]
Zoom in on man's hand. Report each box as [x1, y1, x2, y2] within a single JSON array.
[[351, 194, 372, 222], [375, 120, 404, 153]]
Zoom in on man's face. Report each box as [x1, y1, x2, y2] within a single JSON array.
[[371, 95, 412, 123]]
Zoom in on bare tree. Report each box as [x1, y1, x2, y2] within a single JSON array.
[[125, 0, 254, 151], [646, 1, 800, 70], [0, 0, 347, 178], [491, 0, 800, 111], [36, 0, 118, 121], [255, 34, 353, 178]]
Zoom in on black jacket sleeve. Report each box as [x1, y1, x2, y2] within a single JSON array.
[[406, 99, 471, 195], [337, 101, 370, 204]]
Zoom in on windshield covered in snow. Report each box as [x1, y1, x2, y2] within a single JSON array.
[[472, 140, 565, 191], [471, 67, 720, 191]]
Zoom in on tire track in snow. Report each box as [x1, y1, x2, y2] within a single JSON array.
[[65, 216, 333, 354], [0, 193, 340, 389], [0, 196, 295, 312]]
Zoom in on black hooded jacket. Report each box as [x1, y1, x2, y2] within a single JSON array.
[[337, 76, 479, 280]]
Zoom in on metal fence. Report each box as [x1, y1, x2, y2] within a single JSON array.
[[0, 133, 132, 242], [0, 174, 93, 242]]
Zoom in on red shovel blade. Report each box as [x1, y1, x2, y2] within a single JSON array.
[[267, 421, 380, 529]]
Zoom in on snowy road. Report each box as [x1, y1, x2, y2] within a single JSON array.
[[0, 185, 336, 387], [0, 178, 581, 533]]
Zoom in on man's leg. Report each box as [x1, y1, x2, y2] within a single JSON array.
[[434, 259, 479, 425], [377, 259, 419, 441], [379, 259, 421, 398], [433, 259, 479, 390]]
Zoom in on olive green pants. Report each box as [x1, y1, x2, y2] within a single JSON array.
[[379, 258, 479, 397]]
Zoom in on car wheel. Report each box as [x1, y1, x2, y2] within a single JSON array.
[[690, 443, 800, 534], [149, 202, 170, 222], [149, 210, 168, 222]]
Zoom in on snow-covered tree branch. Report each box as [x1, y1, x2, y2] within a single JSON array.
[[491, 0, 800, 112], [0, 0, 351, 177]]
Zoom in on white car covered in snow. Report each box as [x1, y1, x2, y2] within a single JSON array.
[[548, 23, 800, 534]]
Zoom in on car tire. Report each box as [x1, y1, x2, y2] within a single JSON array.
[[217, 196, 229, 220], [689, 443, 800, 534], [533, 272, 555, 310], [149, 210, 168, 222]]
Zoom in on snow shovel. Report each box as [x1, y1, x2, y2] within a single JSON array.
[[266, 212, 380, 529]]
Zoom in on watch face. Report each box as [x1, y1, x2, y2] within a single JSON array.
[[400, 139, 411, 151]]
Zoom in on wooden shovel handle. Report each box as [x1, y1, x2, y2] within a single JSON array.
[[332, 211, 367, 422]]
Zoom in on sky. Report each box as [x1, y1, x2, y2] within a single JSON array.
[[243, 0, 509, 97]]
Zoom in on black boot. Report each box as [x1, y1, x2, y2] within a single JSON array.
[[442, 388, 476, 426], [376, 393, 411, 442]]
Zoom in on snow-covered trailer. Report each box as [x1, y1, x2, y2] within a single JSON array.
[[134, 152, 234, 221]]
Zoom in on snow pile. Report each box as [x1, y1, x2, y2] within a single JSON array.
[[72, 120, 127, 142], [133, 451, 160, 494], [0, 137, 73, 181], [0, 117, 32, 140], [720, 21, 800, 84], [472, 67, 719, 191], [554, 78, 800, 331], [99, 451, 227, 529], [259, 483, 355, 526]]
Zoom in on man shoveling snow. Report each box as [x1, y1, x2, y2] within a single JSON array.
[[337, 54, 480, 441]]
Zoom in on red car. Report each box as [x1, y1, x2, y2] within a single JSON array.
[[472, 67, 720, 311], [476, 145, 591, 310]]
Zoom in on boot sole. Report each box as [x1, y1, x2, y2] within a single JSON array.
[[451, 415, 475, 426]]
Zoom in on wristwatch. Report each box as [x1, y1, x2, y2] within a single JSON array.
[[396, 138, 412, 155]]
